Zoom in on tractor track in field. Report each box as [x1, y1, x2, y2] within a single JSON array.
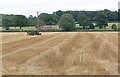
[[2, 33, 64, 55], [2, 33, 71, 64], [2, 32, 118, 75]]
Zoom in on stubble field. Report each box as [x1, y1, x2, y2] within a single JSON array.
[[1, 32, 118, 75]]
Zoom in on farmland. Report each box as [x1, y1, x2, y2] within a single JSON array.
[[1, 32, 118, 75]]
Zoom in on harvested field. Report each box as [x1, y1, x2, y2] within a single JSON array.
[[1, 32, 118, 75]]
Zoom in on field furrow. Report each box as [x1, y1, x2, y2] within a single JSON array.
[[1, 32, 118, 75]]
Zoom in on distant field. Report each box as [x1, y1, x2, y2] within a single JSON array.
[[0, 27, 2, 31], [107, 23, 119, 29], [0, 26, 36, 31], [0, 23, 119, 31]]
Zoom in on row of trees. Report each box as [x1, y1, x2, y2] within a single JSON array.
[[1, 13, 59, 30], [1, 9, 119, 31], [59, 12, 109, 31], [2, 14, 28, 30], [55, 9, 118, 22]]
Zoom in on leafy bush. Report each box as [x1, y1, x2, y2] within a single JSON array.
[[112, 24, 117, 30]]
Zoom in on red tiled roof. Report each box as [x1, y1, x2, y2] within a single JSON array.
[[39, 25, 59, 30]]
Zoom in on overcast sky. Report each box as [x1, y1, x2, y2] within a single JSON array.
[[0, 0, 119, 17]]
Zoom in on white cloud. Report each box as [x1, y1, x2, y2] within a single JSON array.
[[0, 0, 119, 17]]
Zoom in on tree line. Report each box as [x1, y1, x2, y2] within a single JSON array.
[[1, 9, 119, 31]]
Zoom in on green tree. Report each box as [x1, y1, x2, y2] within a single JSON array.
[[32, 17, 45, 27], [51, 14, 59, 25], [104, 9, 117, 22], [27, 15, 34, 26], [118, 9, 120, 22], [38, 13, 53, 25], [14, 15, 27, 29], [89, 23, 95, 29], [55, 10, 64, 17], [58, 14, 76, 31], [2, 14, 15, 30], [71, 11, 81, 22], [2, 18, 10, 30], [0, 14, 2, 26], [95, 12, 108, 29], [78, 14, 93, 29]]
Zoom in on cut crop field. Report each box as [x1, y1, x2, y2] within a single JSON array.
[[1, 32, 118, 75]]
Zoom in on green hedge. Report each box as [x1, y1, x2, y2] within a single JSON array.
[[0, 29, 119, 32]]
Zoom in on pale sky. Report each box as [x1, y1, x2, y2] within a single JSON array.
[[0, 0, 119, 17]]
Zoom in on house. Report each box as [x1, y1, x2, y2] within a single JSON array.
[[39, 25, 59, 30]]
